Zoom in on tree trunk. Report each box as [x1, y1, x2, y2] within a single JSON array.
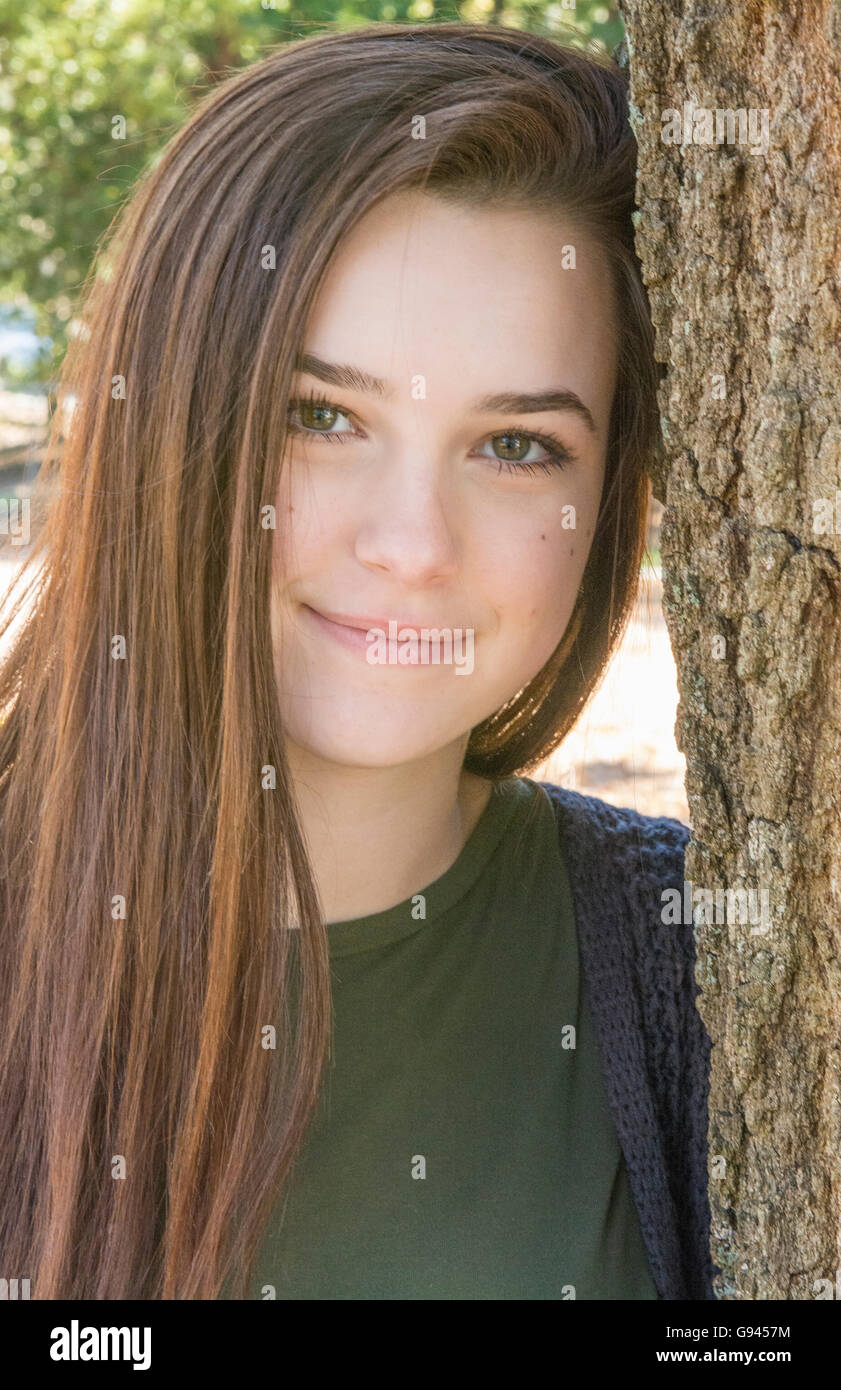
[[619, 0, 841, 1299]]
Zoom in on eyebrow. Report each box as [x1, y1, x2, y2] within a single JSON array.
[[295, 353, 598, 436]]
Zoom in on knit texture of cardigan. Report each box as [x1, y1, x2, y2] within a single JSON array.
[[539, 780, 719, 1301]]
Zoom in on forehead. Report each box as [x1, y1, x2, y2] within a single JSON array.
[[302, 191, 618, 430]]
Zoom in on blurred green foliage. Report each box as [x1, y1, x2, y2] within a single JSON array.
[[0, 0, 623, 383]]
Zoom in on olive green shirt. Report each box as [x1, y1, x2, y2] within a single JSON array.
[[244, 775, 658, 1300]]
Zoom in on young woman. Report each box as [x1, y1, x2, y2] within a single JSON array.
[[0, 22, 716, 1300]]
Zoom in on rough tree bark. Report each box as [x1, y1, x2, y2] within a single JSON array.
[[619, 1, 841, 1298]]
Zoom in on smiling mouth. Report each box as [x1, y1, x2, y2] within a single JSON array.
[[302, 604, 455, 632], [299, 604, 474, 667], [302, 606, 365, 651]]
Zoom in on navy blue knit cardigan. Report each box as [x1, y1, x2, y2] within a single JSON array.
[[539, 781, 718, 1301]]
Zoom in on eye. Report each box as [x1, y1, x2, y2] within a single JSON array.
[[287, 395, 359, 441], [474, 430, 577, 475]]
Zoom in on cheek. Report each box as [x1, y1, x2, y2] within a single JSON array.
[[272, 458, 335, 578], [480, 512, 588, 641]]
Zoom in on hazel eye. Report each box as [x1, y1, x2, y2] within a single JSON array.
[[473, 430, 576, 474], [485, 432, 540, 463], [291, 400, 356, 434]]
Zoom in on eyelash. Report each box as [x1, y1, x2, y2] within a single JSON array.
[[285, 391, 578, 476]]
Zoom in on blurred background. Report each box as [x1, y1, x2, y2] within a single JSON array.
[[0, 0, 688, 821]]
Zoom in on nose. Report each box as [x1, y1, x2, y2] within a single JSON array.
[[354, 449, 460, 586]]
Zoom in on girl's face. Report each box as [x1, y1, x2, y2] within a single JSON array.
[[271, 190, 617, 769]]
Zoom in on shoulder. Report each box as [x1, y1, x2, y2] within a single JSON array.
[[534, 778, 699, 1015], [536, 779, 709, 1122], [536, 781, 716, 1298], [535, 779, 689, 902]]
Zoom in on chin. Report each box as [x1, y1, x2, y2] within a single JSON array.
[[281, 698, 472, 770], [285, 731, 446, 771]]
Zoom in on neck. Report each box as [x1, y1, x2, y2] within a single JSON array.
[[284, 738, 493, 924]]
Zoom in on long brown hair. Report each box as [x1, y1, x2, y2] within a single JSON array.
[[0, 22, 657, 1299]]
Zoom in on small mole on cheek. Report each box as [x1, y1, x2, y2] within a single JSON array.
[[540, 533, 546, 541], [288, 505, 294, 513]]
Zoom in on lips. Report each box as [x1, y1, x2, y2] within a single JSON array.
[[304, 606, 446, 633], [299, 604, 464, 659], [299, 604, 392, 656]]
